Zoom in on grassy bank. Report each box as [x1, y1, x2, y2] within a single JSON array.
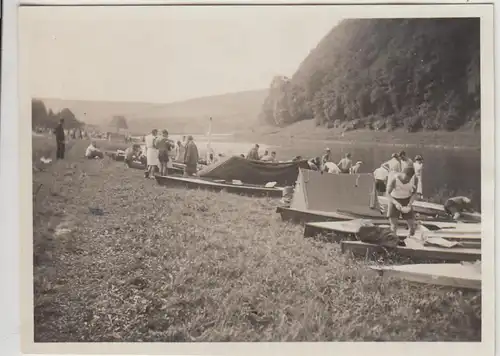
[[235, 120, 481, 150], [32, 138, 481, 342]]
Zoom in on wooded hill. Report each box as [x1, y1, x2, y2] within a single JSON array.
[[39, 89, 268, 135], [260, 18, 480, 133]]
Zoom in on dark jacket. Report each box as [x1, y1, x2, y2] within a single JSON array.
[[54, 124, 65, 142]]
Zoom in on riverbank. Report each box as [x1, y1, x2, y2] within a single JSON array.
[[32, 137, 480, 342], [234, 120, 481, 150]]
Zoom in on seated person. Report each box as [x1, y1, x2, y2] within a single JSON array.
[[261, 151, 277, 162], [444, 196, 475, 220], [124, 144, 141, 165], [307, 157, 321, 171], [85, 141, 104, 159]]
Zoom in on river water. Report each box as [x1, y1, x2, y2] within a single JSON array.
[[172, 134, 482, 209]]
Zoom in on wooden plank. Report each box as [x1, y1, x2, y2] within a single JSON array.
[[277, 207, 354, 224], [370, 263, 481, 290], [341, 240, 481, 262]]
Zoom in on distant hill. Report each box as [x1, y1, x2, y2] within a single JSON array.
[[40, 89, 268, 134], [260, 18, 480, 133]]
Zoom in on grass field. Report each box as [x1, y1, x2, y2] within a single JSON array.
[[32, 137, 481, 342]]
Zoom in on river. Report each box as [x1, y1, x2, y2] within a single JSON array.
[[171, 133, 481, 209]]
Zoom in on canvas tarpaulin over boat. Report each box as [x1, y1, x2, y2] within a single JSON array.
[[197, 156, 310, 186], [290, 169, 378, 214]]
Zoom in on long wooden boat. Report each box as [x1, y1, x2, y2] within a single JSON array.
[[341, 240, 481, 262], [277, 206, 470, 225], [377, 196, 481, 222], [126, 160, 185, 175], [304, 220, 481, 244], [370, 263, 481, 290], [276, 206, 355, 224], [155, 174, 284, 197]]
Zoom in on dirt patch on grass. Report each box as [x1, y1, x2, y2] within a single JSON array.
[[32, 140, 481, 342]]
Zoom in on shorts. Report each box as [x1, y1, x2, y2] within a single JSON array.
[[339, 168, 350, 174], [387, 196, 414, 220], [158, 151, 170, 164], [375, 179, 386, 193]]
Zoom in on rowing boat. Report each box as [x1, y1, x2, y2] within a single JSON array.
[[155, 174, 284, 197]]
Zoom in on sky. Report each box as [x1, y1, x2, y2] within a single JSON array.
[[20, 5, 342, 104]]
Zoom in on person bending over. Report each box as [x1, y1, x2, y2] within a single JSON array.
[[444, 196, 475, 220]]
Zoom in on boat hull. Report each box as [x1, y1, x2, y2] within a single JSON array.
[[155, 175, 284, 198]]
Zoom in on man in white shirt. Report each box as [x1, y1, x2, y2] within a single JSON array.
[[85, 141, 104, 159], [373, 165, 389, 193]]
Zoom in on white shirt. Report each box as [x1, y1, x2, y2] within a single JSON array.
[[373, 167, 389, 181], [389, 174, 416, 199], [414, 161, 423, 178], [145, 134, 156, 149], [85, 145, 97, 157], [324, 162, 341, 174]]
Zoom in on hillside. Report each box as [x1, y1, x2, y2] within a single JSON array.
[[260, 18, 480, 133], [40, 89, 268, 134]]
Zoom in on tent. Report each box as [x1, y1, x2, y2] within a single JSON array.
[[290, 168, 379, 216], [197, 156, 310, 186]]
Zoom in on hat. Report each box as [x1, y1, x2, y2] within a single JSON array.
[[325, 148, 331, 151], [391, 153, 399, 158], [355, 161, 363, 165]]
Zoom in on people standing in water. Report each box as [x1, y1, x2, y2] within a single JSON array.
[[337, 153, 353, 174], [155, 129, 174, 176], [413, 155, 424, 199], [184, 135, 199, 176], [54, 118, 65, 160], [246, 144, 260, 160], [385, 166, 419, 238], [144, 129, 159, 179]]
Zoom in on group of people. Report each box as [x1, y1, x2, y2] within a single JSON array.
[[307, 148, 362, 174], [246, 144, 278, 162], [125, 130, 200, 179]]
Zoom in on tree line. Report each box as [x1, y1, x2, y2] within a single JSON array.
[[260, 18, 480, 133], [32, 99, 83, 130]]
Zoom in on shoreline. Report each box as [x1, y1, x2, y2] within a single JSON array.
[[232, 124, 481, 151]]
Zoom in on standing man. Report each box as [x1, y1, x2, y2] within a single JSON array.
[[184, 135, 199, 176], [54, 118, 65, 160], [399, 150, 413, 170], [246, 144, 260, 160], [386, 166, 419, 238], [321, 148, 333, 169], [337, 153, 353, 174], [155, 129, 174, 176], [144, 129, 159, 179]]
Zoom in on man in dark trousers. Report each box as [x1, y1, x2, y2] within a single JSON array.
[[54, 118, 65, 159]]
